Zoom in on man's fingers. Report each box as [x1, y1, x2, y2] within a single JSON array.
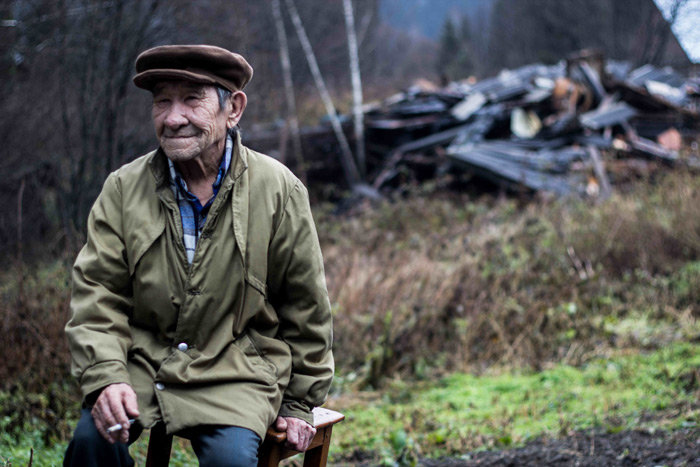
[[277, 416, 318, 451], [93, 384, 139, 444], [119, 391, 138, 444], [97, 397, 118, 429], [122, 389, 140, 419], [281, 417, 317, 451], [91, 406, 106, 435], [301, 426, 316, 451], [302, 430, 310, 450], [287, 423, 299, 447], [92, 405, 115, 444], [306, 426, 317, 449], [107, 391, 130, 427]]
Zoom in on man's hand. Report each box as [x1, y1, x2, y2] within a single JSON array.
[[275, 416, 317, 452], [91, 383, 140, 444]]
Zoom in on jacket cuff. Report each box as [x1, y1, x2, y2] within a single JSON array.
[[79, 360, 131, 402], [278, 398, 314, 426]]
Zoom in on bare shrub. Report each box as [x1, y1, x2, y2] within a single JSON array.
[[0, 260, 78, 441], [0, 261, 73, 391]]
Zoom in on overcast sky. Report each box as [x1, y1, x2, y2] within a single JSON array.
[[654, 0, 700, 63]]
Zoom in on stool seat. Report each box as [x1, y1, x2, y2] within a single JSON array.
[[145, 407, 344, 467], [258, 407, 344, 467]]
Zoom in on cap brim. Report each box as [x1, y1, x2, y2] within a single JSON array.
[[133, 69, 219, 91]]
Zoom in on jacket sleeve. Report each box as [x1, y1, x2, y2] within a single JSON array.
[[65, 172, 134, 401], [267, 181, 334, 425]]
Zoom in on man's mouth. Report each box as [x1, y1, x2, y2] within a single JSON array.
[[164, 134, 197, 139]]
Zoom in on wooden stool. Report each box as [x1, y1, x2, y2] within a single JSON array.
[[145, 407, 344, 467]]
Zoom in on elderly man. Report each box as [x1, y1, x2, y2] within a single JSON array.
[[63, 45, 334, 467]]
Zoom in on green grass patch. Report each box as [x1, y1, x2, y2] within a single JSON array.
[[329, 341, 700, 465]]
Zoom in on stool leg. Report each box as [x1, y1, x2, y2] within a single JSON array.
[[303, 426, 332, 467], [146, 423, 173, 467], [257, 440, 282, 467]]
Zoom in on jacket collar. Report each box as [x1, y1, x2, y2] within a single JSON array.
[[146, 131, 250, 269], [230, 130, 248, 182]]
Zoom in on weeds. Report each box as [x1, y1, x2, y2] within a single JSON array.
[[321, 170, 700, 386], [0, 260, 72, 392]]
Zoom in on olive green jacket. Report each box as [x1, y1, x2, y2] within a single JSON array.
[[65, 135, 334, 438]]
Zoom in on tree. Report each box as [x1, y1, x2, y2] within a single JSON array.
[[271, 0, 305, 182], [1, 0, 173, 252], [284, 0, 361, 187], [645, 0, 690, 65], [343, 0, 366, 178], [437, 16, 475, 82], [485, 0, 691, 74]]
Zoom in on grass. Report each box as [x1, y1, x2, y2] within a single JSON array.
[[326, 342, 700, 465]]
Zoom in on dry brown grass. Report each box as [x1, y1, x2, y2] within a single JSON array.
[[0, 260, 78, 441], [320, 171, 700, 387], [0, 261, 72, 391]]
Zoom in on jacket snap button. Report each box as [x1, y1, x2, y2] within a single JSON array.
[[177, 342, 188, 352], [155, 382, 165, 391]]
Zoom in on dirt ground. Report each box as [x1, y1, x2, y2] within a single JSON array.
[[421, 428, 700, 467]]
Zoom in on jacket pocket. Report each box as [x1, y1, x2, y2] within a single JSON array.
[[234, 272, 270, 335], [245, 271, 268, 299], [233, 330, 277, 385]]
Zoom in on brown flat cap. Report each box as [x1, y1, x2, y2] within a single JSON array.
[[133, 45, 253, 92]]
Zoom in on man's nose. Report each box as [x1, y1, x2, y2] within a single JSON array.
[[163, 101, 189, 129]]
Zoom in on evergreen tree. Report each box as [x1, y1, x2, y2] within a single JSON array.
[[437, 16, 474, 81], [438, 17, 460, 79]]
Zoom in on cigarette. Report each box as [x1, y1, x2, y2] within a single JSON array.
[[106, 419, 136, 433]]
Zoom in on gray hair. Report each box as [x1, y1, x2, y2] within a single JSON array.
[[217, 87, 232, 111], [216, 86, 240, 138]]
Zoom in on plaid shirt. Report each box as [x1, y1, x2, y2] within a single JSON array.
[[168, 134, 233, 264]]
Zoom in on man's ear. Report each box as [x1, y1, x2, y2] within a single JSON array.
[[227, 91, 247, 129]]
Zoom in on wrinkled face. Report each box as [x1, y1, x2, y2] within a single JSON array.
[[151, 81, 229, 162]]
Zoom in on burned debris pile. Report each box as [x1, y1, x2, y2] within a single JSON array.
[[245, 51, 699, 199], [363, 51, 699, 197]]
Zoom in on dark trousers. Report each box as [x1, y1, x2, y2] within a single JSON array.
[[64, 408, 261, 467]]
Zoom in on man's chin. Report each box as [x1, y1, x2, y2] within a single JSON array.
[[161, 142, 201, 162], [162, 149, 200, 162]]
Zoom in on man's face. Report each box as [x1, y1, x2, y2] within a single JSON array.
[[151, 81, 229, 162]]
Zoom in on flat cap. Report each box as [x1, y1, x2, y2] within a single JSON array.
[[133, 45, 253, 92]]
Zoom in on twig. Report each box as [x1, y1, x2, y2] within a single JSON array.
[[488, 317, 517, 362], [567, 246, 589, 280]]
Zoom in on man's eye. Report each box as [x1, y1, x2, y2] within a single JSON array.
[[185, 96, 199, 103], [154, 99, 170, 106]]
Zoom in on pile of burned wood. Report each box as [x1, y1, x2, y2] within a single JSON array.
[[363, 50, 700, 197], [244, 50, 700, 198]]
